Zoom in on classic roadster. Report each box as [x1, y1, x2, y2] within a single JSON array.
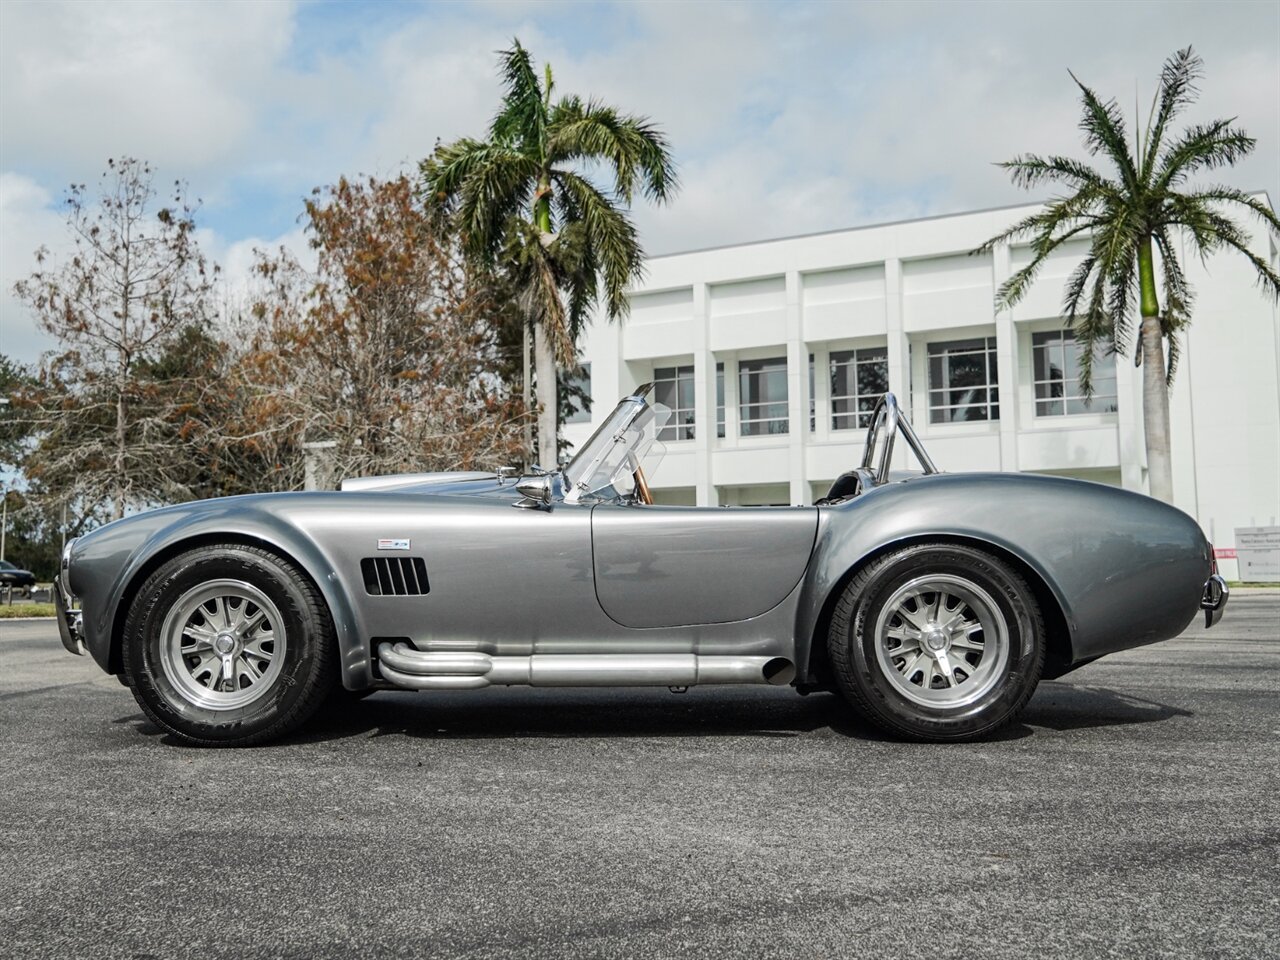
[[55, 390, 1227, 746]]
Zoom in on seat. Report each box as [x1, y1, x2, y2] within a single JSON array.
[[825, 471, 862, 500]]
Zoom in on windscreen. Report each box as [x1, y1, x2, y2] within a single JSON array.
[[563, 396, 670, 503]]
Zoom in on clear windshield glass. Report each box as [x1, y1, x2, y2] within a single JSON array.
[[563, 393, 670, 503]]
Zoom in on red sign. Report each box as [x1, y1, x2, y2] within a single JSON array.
[[1213, 547, 1237, 559]]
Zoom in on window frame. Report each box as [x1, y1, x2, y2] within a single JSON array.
[[830, 345, 889, 431], [652, 363, 696, 441], [737, 356, 790, 437], [1031, 328, 1118, 417], [926, 336, 1000, 424]]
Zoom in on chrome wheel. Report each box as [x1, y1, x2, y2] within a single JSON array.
[[873, 574, 1009, 709], [159, 579, 287, 711]]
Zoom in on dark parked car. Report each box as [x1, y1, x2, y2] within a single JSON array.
[[0, 559, 37, 597]]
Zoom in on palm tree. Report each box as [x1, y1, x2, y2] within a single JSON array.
[[422, 40, 676, 464], [979, 46, 1279, 503]]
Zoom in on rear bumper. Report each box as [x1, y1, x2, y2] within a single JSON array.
[[1201, 574, 1229, 629]]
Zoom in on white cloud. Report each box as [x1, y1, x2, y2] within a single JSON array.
[[0, 0, 1276, 365], [0, 173, 64, 363], [0, 0, 296, 175]]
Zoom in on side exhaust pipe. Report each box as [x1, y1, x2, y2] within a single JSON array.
[[376, 642, 795, 691]]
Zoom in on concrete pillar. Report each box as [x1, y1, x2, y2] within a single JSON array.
[[303, 440, 339, 491], [691, 282, 717, 506], [991, 243, 1020, 472], [785, 270, 807, 505], [883, 258, 912, 470], [812, 343, 832, 445]]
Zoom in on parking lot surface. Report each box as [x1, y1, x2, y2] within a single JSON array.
[[2, 593, 1278, 960]]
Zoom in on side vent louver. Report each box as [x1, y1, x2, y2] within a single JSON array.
[[361, 557, 430, 596]]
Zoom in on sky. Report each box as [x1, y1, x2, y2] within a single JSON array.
[[1, 0, 1277, 363]]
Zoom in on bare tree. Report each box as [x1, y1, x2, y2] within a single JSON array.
[[13, 158, 217, 518], [222, 175, 527, 488]]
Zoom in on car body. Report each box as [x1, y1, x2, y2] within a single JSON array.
[[55, 390, 1228, 745], [0, 560, 37, 595]]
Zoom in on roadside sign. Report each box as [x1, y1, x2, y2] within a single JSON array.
[[1235, 526, 1280, 583]]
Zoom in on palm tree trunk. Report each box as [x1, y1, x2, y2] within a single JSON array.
[[522, 322, 532, 468], [534, 323, 557, 467], [1140, 314, 1174, 503], [532, 186, 558, 467], [1136, 236, 1174, 503]]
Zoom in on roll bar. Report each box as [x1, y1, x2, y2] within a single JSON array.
[[859, 393, 940, 485]]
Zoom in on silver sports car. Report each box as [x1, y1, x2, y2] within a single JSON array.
[[55, 389, 1228, 746]]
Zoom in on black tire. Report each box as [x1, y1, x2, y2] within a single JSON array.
[[828, 543, 1045, 742], [122, 544, 337, 746]]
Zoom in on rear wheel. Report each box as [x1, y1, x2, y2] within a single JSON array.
[[828, 543, 1044, 741], [122, 544, 336, 746]]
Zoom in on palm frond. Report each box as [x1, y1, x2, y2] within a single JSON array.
[[424, 142, 537, 263], [490, 40, 548, 152], [549, 98, 678, 204], [1155, 119, 1255, 189], [552, 169, 643, 320], [1069, 71, 1139, 191], [1140, 47, 1202, 182], [504, 220, 573, 362], [1102, 233, 1137, 357], [997, 154, 1117, 194], [1065, 256, 1110, 396], [983, 189, 1112, 308], [1170, 185, 1280, 239], [1152, 227, 1195, 382]]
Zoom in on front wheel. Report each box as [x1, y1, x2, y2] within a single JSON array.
[[122, 544, 337, 746], [828, 544, 1045, 741]]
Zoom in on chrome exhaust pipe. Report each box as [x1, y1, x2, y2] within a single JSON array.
[[376, 642, 793, 690]]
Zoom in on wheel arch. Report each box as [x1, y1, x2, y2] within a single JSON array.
[[801, 534, 1075, 689], [107, 531, 363, 687]]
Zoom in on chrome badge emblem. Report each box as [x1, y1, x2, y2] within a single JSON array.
[[377, 538, 411, 551]]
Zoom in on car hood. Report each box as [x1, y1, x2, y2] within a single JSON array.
[[340, 470, 526, 499]]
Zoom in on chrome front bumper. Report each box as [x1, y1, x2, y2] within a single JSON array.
[[1201, 574, 1229, 629], [53, 579, 86, 657]]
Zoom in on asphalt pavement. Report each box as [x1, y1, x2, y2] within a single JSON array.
[[2, 594, 1278, 960]]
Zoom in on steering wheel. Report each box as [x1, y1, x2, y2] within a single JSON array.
[[860, 393, 940, 485]]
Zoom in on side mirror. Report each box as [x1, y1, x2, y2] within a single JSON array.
[[515, 474, 553, 506]]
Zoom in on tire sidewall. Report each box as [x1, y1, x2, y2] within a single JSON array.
[[124, 547, 328, 744], [840, 546, 1043, 739]]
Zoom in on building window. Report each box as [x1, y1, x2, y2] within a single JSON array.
[[809, 354, 815, 432], [1032, 329, 1118, 416], [653, 364, 695, 441], [739, 357, 789, 436], [831, 346, 888, 430], [927, 337, 999, 423], [716, 362, 725, 438], [565, 363, 591, 423]]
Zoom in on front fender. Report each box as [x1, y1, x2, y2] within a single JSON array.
[[69, 497, 371, 688]]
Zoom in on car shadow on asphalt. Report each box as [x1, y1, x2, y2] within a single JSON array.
[[1019, 681, 1193, 731], [114, 679, 1192, 747]]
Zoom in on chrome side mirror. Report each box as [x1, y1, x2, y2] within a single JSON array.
[[515, 474, 553, 507]]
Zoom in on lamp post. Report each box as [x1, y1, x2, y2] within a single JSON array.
[[0, 396, 8, 561]]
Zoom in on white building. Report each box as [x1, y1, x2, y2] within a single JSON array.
[[564, 198, 1280, 581]]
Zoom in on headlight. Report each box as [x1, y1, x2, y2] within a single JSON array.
[[60, 538, 76, 598]]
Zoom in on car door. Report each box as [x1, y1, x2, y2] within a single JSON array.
[[590, 504, 819, 628]]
